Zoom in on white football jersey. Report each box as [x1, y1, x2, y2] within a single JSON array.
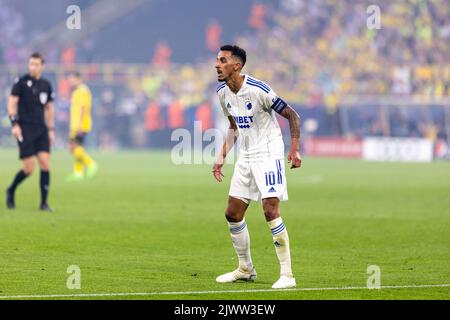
[[217, 74, 287, 162]]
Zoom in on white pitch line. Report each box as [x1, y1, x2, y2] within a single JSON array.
[[0, 283, 449, 299]]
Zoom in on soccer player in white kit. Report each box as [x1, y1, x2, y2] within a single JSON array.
[[212, 45, 302, 289]]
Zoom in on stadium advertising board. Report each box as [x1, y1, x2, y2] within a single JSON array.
[[363, 137, 434, 162], [303, 137, 363, 158]]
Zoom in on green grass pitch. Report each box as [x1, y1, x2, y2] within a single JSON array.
[[0, 149, 449, 299]]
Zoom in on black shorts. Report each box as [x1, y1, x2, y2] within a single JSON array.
[[18, 124, 50, 159], [71, 133, 87, 145]]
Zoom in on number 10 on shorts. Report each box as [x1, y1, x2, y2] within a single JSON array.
[[265, 160, 283, 186], [265, 171, 276, 186]]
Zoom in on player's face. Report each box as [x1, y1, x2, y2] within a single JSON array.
[[28, 58, 44, 78], [215, 50, 239, 82]]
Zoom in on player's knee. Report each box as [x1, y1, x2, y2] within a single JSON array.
[[40, 163, 50, 171], [225, 197, 247, 222], [225, 209, 243, 223], [38, 159, 50, 171], [23, 163, 35, 175], [262, 198, 280, 221], [264, 210, 279, 221], [70, 141, 80, 153], [23, 168, 34, 175]]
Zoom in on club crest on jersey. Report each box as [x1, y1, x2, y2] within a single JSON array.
[[246, 102, 252, 110], [27, 80, 32, 87], [39, 92, 48, 104]]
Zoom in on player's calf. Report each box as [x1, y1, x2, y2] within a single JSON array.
[[37, 153, 51, 211], [6, 166, 32, 209], [266, 216, 296, 287], [217, 197, 256, 283], [263, 198, 295, 288]]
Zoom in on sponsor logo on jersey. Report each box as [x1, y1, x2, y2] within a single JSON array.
[[274, 241, 282, 247], [268, 186, 276, 193], [226, 102, 232, 109], [233, 115, 254, 129]]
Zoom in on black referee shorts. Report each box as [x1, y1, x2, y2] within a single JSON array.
[[18, 124, 50, 159]]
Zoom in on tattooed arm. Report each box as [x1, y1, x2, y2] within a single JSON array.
[[279, 105, 302, 169]]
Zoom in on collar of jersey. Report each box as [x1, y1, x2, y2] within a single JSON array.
[[227, 74, 248, 95]]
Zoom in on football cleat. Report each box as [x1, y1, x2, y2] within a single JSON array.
[[39, 203, 53, 212], [216, 267, 257, 283], [272, 276, 296, 289], [6, 189, 15, 209], [65, 172, 84, 182], [86, 162, 98, 179]]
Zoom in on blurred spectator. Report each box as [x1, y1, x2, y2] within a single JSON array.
[[248, 3, 267, 29], [195, 102, 213, 131], [205, 22, 222, 52], [1, 0, 450, 149], [152, 42, 172, 68], [167, 100, 185, 129]]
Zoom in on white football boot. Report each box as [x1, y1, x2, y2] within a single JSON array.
[[216, 267, 257, 283], [272, 276, 296, 289]]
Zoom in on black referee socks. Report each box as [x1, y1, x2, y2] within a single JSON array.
[[8, 170, 29, 193], [7, 170, 50, 206], [40, 170, 50, 205]]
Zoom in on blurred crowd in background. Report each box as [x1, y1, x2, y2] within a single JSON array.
[[1, 0, 449, 150]]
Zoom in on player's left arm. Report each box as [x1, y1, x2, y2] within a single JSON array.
[[263, 89, 302, 169], [45, 83, 56, 144], [45, 101, 55, 145], [279, 105, 302, 169]]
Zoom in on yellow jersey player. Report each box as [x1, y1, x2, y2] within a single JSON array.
[[66, 71, 98, 181]]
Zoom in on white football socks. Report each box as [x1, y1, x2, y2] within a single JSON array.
[[267, 217, 293, 277], [228, 218, 254, 272]]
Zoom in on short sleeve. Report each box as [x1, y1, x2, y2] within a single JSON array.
[[11, 78, 23, 97], [218, 91, 230, 117], [47, 82, 55, 102]]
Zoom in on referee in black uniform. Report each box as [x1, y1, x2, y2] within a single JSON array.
[[6, 52, 55, 211]]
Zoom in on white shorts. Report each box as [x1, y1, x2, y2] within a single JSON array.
[[229, 158, 288, 202]]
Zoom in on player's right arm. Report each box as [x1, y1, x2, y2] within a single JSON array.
[[8, 95, 22, 142], [212, 116, 238, 182]]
